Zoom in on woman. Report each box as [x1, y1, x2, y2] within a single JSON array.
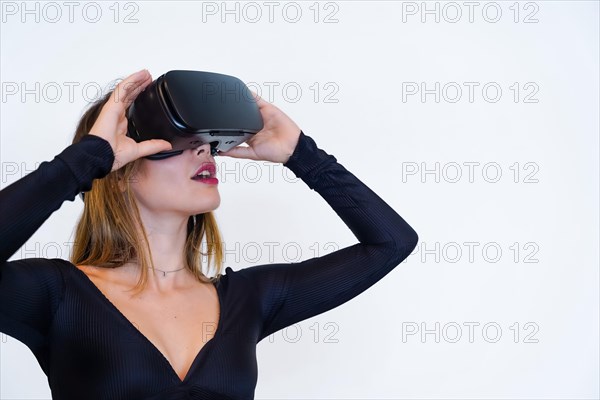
[[0, 69, 419, 399]]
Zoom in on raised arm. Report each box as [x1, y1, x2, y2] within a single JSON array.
[[236, 131, 419, 342]]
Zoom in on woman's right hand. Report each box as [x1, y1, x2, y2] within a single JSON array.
[[88, 69, 173, 172]]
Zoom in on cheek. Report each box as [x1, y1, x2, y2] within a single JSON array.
[[131, 163, 186, 207]]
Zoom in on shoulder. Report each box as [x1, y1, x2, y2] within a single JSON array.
[[2, 258, 101, 287], [73, 264, 99, 278], [0, 258, 70, 303], [214, 266, 259, 297], [218, 263, 287, 303], [1, 257, 69, 277]]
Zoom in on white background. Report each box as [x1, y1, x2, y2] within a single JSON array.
[[1, 1, 598, 399]]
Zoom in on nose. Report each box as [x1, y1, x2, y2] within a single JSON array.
[[194, 143, 212, 156], [193, 142, 220, 158]]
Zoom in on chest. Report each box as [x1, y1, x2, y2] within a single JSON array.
[[79, 268, 221, 382]]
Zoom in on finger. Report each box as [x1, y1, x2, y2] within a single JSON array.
[[134, 139, 173, 159], [122, 73, 152, 105], [218, 145, 257, 160], [118, 69, 152, 107], [249, 90, 269, 108], [116, 116, 129, 136], [109, 70, 151, 112]]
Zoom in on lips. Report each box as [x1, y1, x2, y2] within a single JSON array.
[[191, 162, 217, 179]]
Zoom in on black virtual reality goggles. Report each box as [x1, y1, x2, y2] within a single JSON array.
[[126, 70, 264, 160]]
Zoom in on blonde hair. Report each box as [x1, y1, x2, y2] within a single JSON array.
[[69, 86, 224, 295]]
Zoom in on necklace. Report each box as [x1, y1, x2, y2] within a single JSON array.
[[149, 266, 186, 277]]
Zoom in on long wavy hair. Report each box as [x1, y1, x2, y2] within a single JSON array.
[[69, 84, 225, 295]]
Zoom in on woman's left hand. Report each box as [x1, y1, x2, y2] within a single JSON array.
[[216, 91, 301, 164]]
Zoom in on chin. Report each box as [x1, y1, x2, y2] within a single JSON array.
[[191, 198, 221, 215]]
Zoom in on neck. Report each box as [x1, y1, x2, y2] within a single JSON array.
[[125, 206, 194, 293]]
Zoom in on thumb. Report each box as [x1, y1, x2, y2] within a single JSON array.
[[136, 139, 173, 158], [218, 145, 257, 160]]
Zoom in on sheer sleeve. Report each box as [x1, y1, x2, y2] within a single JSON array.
[[235, 131, 419, 342], [0, 134, 114, 349]]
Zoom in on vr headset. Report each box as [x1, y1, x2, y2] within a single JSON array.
[[126, 70, 263, 159], [80, 70, 262, 201]]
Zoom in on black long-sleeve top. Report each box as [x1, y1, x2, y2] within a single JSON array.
[[0, 131, 418, 399]]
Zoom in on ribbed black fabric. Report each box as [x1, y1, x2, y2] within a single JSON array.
[[0, 131, 418, 399]]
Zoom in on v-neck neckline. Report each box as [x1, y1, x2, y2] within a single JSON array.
[[69, 262, 223, 385]]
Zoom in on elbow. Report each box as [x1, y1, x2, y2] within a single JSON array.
[[390, 227, 418, 265], [409, 229, 419, 253]]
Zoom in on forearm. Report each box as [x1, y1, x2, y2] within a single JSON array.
[[283, 131, 418, 257]]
